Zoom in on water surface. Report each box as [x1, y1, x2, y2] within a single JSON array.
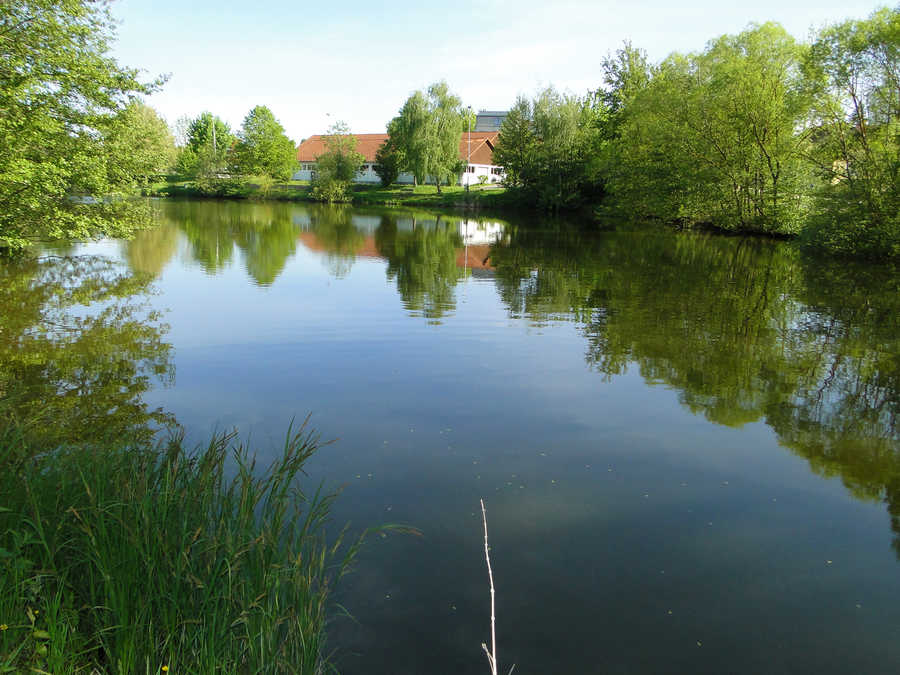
[[2, 199, 898, 674]]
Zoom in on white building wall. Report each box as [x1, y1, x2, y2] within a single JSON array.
[[460, 164, 504, 186], [293, 163, 505, 186]]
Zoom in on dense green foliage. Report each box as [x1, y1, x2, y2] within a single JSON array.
[[0, 0, 164, 252], [492, 8, 899, 258], [605, 23, 812, 234], [0, 422, 365, 674], [374, 137, 403, 187], [387, 82, 465, 190], [310, 122, 365, 203], [230, 105, 297, 180], [174, 112, 235, 190], [104, 102, 176, 189], [494, 88, 603, 209], [800, 7, 900, 257]]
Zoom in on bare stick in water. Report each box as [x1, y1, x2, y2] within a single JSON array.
[[481, 498, 498, 675]]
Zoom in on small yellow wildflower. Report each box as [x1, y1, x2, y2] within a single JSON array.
[[0, 624, 8, 631], [161, 667, 169, 672]]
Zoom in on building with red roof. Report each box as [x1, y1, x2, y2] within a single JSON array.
[[293, 131, 504, 186]]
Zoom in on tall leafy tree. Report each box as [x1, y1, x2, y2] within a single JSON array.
[[374, 137, 403, 187], [230, 105, 297, 180], [388, 82, 464, 191], [176, 112, 234, 181], [801, 7, 900, 257], [423, 81, 465, 192], [493, 87, 602, 209], [0, 0, 164, 253], [606, 23, 812, 233], [104, 102, 176, 188], [601, 41, 652, 121], [494, 96, 536, 188], [389, 91, 430, 186]]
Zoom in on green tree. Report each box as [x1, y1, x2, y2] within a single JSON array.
[[176, 113, 235, 185], [311, 121, 364, 203], [493, 96, 535, 188], [606, 24, 813, 233], [493, 87, 603, 209], [388, 91, 430, 186], [374, 137, 403, 187], [230, 105, 297, 180], [0, 0, 164, 253], [422, 82, 465, 192], [388, 82, 465, 191], [104, 101, 176, 189], [600, 41, 651, 126], [801, 7, 900, 258]]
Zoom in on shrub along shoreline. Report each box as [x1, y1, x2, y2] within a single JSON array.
[[0, 421, 372, 674]]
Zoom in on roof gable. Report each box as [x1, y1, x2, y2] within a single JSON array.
[[296, 132, 500, 166]]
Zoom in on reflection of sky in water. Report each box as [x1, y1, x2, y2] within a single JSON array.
[[62, 201, 900, 675]]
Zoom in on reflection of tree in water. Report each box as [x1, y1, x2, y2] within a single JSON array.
[[768, 261, 899, 556], [121, 216, 179, 279], [491, 224, 900, 556], [305, 204, 366, 278], [375, 214, 464, 322], [162, 200, 300, 286], [0, 255, 176, 448]]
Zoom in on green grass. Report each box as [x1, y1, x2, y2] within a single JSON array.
[[0, 420, 374, 674], [349, 183, 509, 208]]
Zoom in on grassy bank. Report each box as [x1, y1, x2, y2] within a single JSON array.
[[148, 178, 513, 210], [0, 421, 365, 674]]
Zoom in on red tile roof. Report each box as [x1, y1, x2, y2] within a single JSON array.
[[296, 132, 499, 166]]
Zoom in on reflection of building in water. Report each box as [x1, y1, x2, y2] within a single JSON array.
[[292, 214, 505, 273], [457, 219, 504, 273], [459, 220, 504, 246]]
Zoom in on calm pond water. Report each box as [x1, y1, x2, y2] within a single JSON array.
[[2, 199, 899, 674]]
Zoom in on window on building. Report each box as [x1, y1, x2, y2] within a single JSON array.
[[466, 166, 475, 173], [491, 167, 503, 175]]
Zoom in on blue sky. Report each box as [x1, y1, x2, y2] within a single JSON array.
[[110, 0, 888, 143]]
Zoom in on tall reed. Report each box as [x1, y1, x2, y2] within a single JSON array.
[[0, 420, 363, 674]]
